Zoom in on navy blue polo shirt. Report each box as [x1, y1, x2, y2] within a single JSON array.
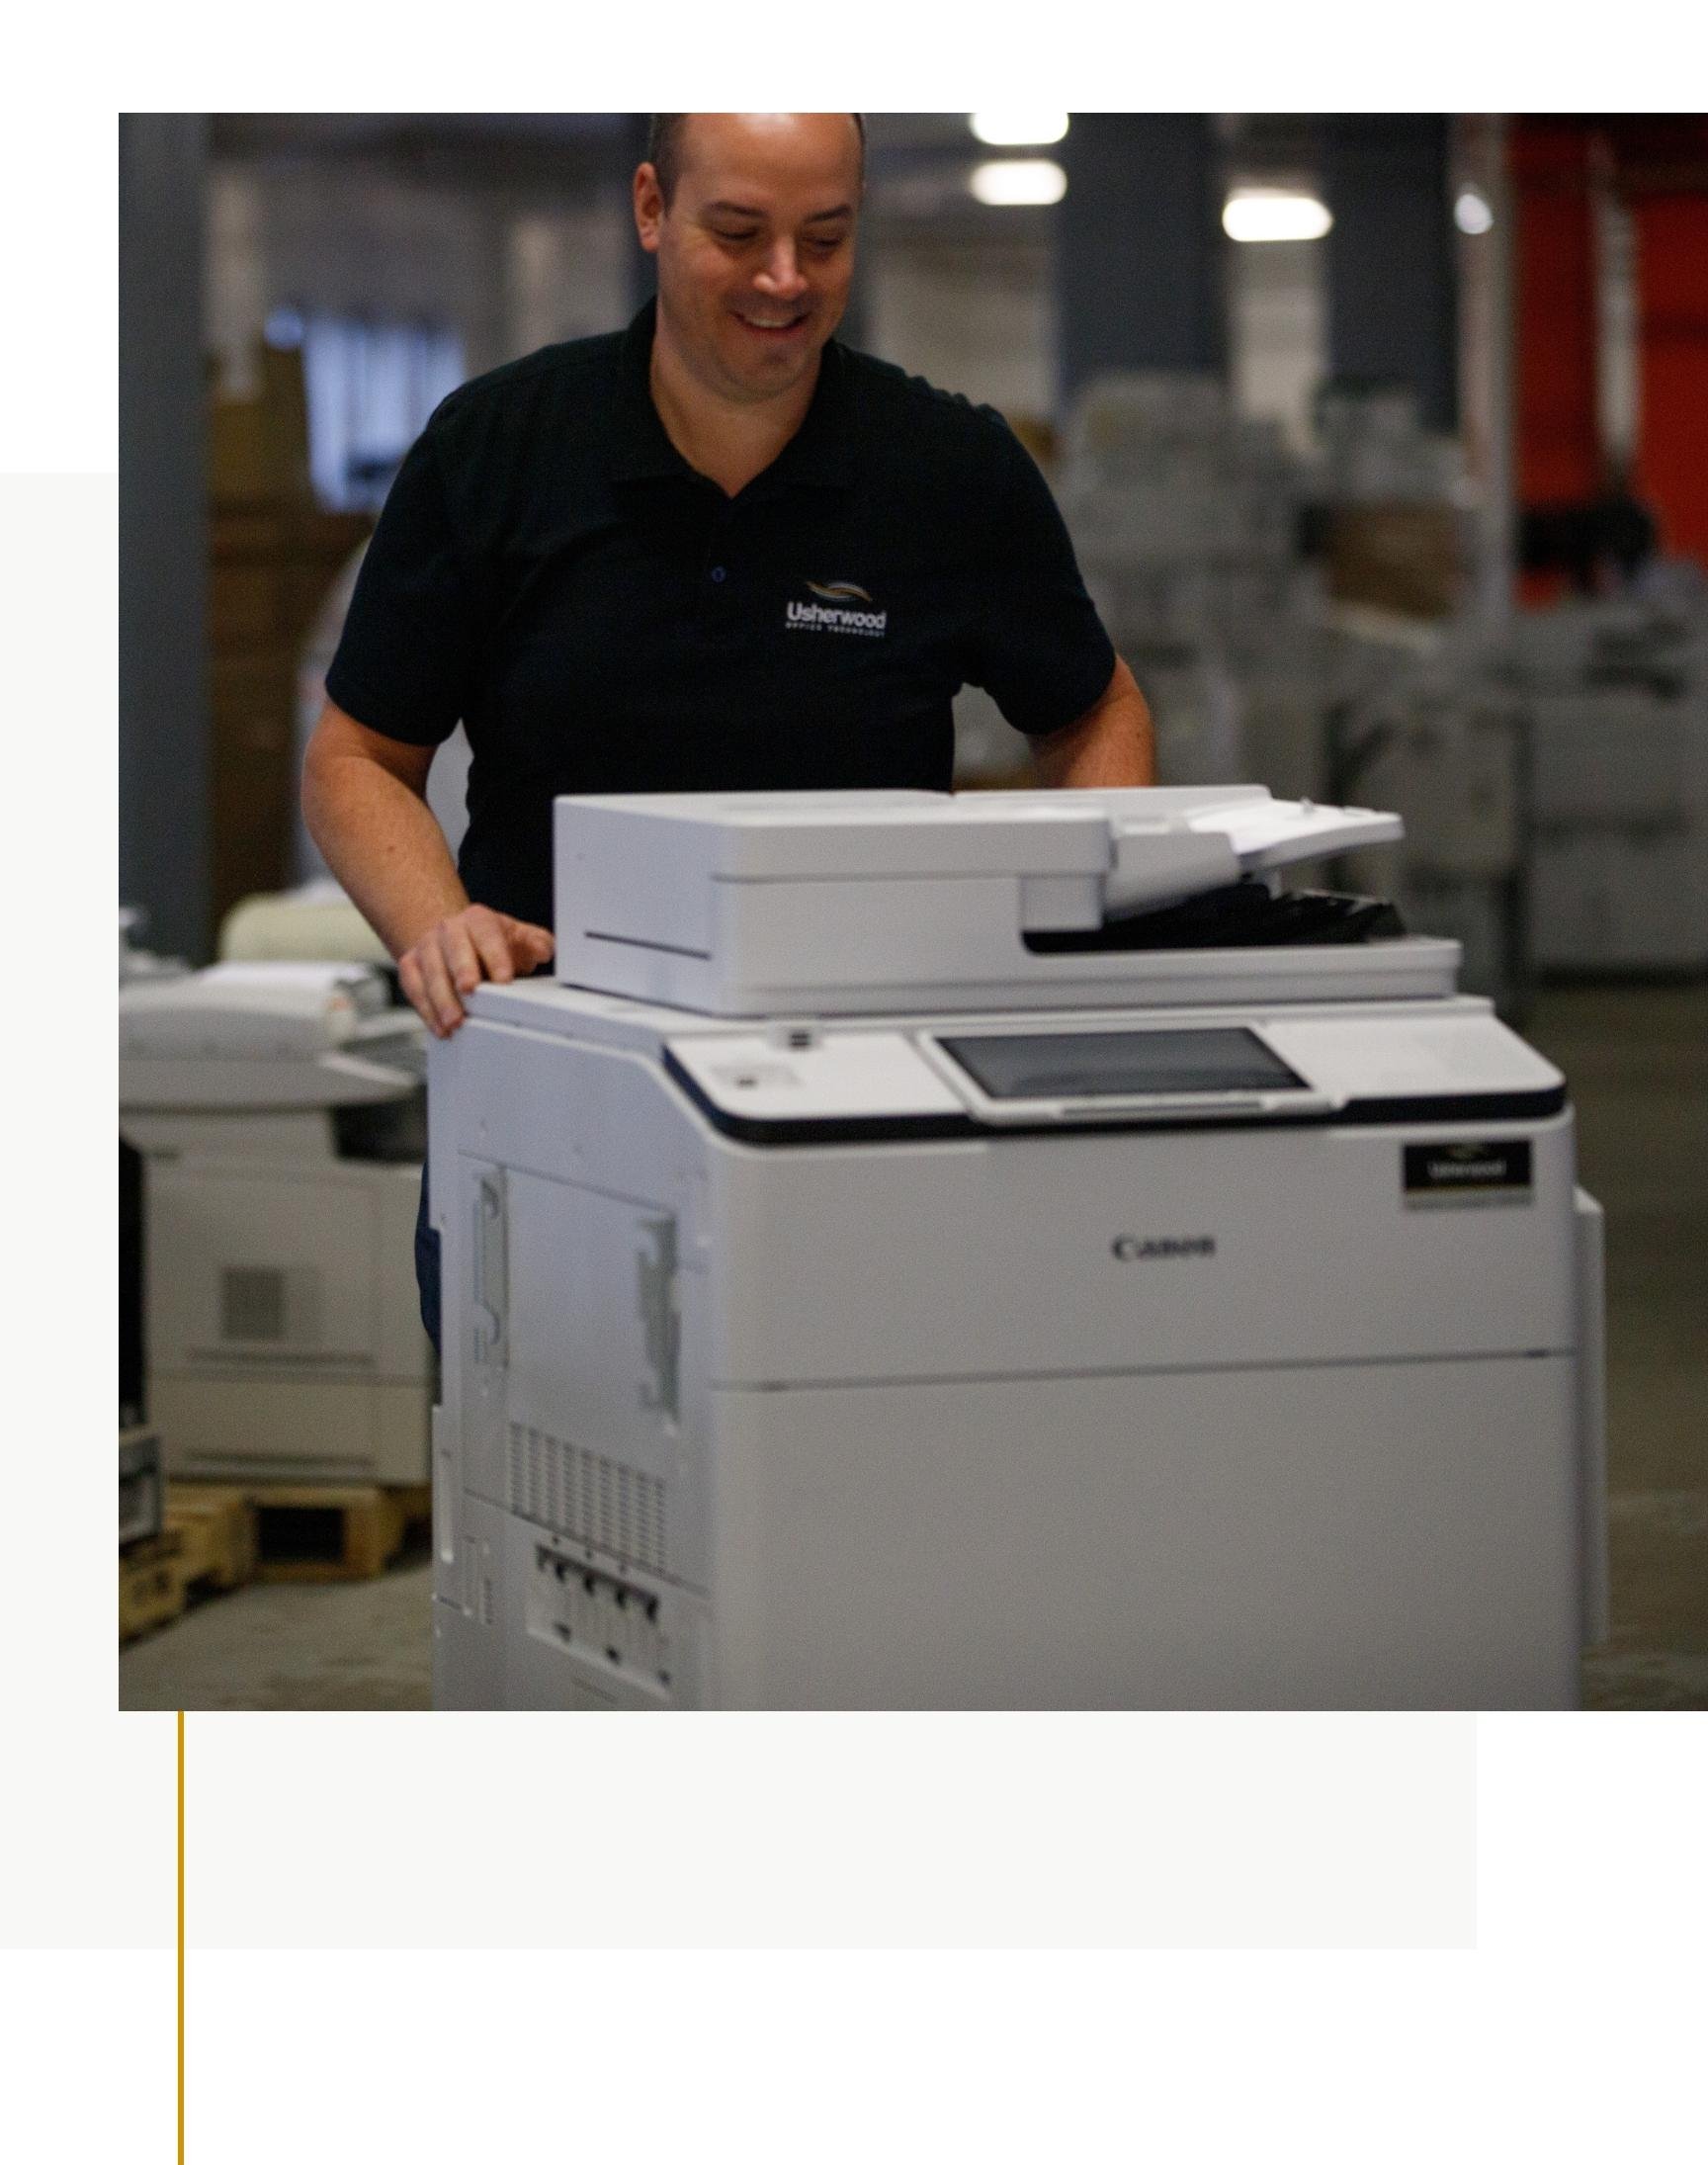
[[326, 301, 1117, 930]]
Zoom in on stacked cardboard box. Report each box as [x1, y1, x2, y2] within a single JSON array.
[[208, 345, 372, 927], [1311, 386, 1470, 624], [1054, 373, 1320, 791], [1327, 634, 1531, 1012], [1499, 593, 1708, 974], [1314, 382, 1464, 504], [1324, 504, 1464, 621], [1327, 582, 1708, 997]]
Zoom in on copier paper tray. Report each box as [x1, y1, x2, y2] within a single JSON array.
[[1025, 883, 1407, 953]]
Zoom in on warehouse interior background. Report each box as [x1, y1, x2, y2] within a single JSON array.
[[118, 113, 1707, 1710]]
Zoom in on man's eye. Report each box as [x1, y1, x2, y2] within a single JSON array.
[[806, 236, 846, 255], [713, 228, 759, 244]]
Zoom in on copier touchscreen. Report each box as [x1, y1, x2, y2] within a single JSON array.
[[936, 1026, 1309, 1100]]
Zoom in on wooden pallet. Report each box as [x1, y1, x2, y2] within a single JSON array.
[[121, 1484, 430, 1639], [180, 1480, 433, 1584], [120, 1488, 264, 1644], [167, 1486, 260, 1593], [120, 1533, 191, 1644]]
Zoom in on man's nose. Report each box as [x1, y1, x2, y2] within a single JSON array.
[[754, 241, 809, 299]]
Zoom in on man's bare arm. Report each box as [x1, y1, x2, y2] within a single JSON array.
[[1029, 656, 1156, 788], [300, 700, 554, 1037]]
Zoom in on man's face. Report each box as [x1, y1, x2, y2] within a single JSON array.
[[636, 114, 862, 406]]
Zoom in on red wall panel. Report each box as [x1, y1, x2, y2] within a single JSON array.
[[1633, 195, 1708, 564], [1511, 121, 1601, 511]]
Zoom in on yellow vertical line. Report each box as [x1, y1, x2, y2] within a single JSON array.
[[178, 1708, 185, 2165]]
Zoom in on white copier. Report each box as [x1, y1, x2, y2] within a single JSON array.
[[121, 962, 432, 1485], [429, 787, 1607, 1710]]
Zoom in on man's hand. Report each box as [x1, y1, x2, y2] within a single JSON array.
[[301, 701, 555, 1037], [398, 906, 555, 1039]]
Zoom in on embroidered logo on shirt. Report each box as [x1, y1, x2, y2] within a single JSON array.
[[786, 579, 888, 638]]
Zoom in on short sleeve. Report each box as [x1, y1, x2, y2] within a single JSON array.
[[961, 423, 1116, 737], [323, 421, 476, 747]]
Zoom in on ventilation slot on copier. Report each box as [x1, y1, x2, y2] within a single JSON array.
[[507, 1423, 667, 1575]]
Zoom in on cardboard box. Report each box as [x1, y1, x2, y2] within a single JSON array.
[[209, 343, 312, 508], [212, 507, 370, 641], [209, 559, 291, 650], [1326, 504, 1463, 620], [210, 644, 298, 917]]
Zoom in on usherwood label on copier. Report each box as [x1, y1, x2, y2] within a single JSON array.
[[1403, 1139, 1534, 1206]]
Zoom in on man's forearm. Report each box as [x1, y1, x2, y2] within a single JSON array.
[[301, 743, 469, 960], [1032, 656, 1156, 788]]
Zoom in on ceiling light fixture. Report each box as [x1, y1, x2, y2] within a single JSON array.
[[1222, 189, 1333, 243], [971, 159, 1068, 208], [970, 112, 1069, 147]]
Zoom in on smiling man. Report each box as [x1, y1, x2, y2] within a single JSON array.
[[640, 113, 863, 477], [302, 111, 1153, 1343]]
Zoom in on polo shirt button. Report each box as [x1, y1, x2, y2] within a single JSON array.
[[710, 565, 726, 583]]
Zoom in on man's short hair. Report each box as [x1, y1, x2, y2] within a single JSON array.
[[646, 114, 867, 208]]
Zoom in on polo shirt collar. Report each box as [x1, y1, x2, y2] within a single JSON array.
[[607, 299, 857, 492]]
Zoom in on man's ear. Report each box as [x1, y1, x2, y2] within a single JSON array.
[[633, 162, 665, 255]]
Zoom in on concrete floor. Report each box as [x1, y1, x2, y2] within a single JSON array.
[[121, 1541, 435, 1711], [121, 983, 1707, 1713]]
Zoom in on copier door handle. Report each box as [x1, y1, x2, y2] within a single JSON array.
[[472, 1171, 507, 1367], [637, 1216, 681, 1423]]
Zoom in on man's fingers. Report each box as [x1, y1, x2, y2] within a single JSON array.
[[508, 916, 556, 963], [439, 915, 486, 998], [398, 958, 450, 1038], [467, 908, 521, 985], [400, 909, 555, 1038], [413, 934, 468, 1037], [396, 950, 436, 1034]]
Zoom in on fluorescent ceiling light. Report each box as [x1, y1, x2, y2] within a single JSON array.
[[1455, 188, 1494, 234], [971, 112, 1069, 147], [971, 159, 1068, 207], [1223, 189, 1332, 243]]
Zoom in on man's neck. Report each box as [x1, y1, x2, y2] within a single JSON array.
[[648, 328, 819, 499]]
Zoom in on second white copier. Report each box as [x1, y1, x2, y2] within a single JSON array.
[[429, 786, 1607, 1710], [121, 962, 432, 1485]]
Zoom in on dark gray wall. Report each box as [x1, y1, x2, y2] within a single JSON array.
[[1055, 115, 1229, 407], [1323, 116, 1459, 432], [120, 114, 211, 962]]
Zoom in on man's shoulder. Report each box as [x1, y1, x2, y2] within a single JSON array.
[[842, 346, 1015, 450], [426, 328, 628, 443], [840, 348, 1032, 507]]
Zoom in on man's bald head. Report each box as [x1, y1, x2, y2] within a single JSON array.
[[646, 113, 866, 208], [635, 114, 864, 413]]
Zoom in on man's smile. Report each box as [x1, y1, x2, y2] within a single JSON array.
[[730, 305, 811, 338]]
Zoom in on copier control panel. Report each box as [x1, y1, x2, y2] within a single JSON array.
[[661, 1009, 1566, 1139], [664, 1021, 1324, 1131]]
